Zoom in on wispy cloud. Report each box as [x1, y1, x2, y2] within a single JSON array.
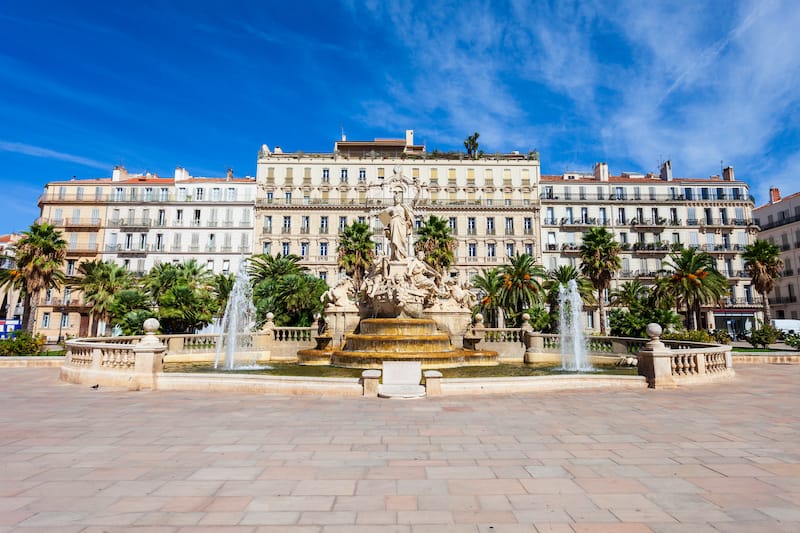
[[0, 141, 108, 170]]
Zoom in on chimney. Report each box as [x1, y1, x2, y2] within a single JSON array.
[[111, 165, 127, 182], [723, 166, 735, 181], [405, 129, 414, 147], [660, 160, 673, 181], [174, 166, 190, 182], [226, 168, 233, 181], [770, 187, 781, 204], [593, 162, 609, 182]]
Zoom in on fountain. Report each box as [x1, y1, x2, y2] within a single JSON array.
[[214, 261, 261, 370], [558, 279, 592, 371], [298, 178, 497, 369]]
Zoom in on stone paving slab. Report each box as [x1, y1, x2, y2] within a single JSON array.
[[0, 365, 799, 531]]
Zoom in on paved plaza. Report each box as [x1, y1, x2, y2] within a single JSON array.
[[0, 365, 799, 532]]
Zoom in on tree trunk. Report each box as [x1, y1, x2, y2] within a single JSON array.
[[598, 291, 607, 335], [762, 291, 772, 325], [22, 292, 34, 333], [687, 300, 696, 330]]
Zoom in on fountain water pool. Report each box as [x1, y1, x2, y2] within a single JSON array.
[[558, 279, 593, 371], [214, 261, 269, 370]]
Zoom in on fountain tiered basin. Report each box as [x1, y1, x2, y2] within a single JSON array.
[[299, 317, 498, 369]]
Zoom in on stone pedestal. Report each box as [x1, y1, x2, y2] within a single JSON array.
[[132, 318, 167, 390], [637, 323, 676, 389], [361, 369, 381, 397], [427, 308, 472, 349], [324, 309, 361, 348]]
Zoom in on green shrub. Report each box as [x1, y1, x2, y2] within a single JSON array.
[[712, 330, 732, 344], [0, 331, 46, 356], [662, 329, 715, 343], [748, 324, 780, 349], [784, 333, 800, 351]]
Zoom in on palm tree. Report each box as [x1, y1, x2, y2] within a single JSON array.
[[471, 268, 503, 327], [248, 253, 306, 286], [609, 280, 649, 308], [544, 265, 595, 312], [13, 223, 67, 332], [463, 132, 480, 159], [742, 239, 784, 325], [498, 253, 546, 326], [211, 272, 235, 321], [659, 247, 728, 330], [414, 215, 455, 275], [579, 227, 621, 335], [74, 260, 132, 336], [336, 221, 374, 292]]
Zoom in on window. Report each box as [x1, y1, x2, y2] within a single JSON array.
[[211, 188, 220, 201], [300, 242, 308, 258], [599, 208, 607, 225], [505, 217, 514, 234], [227, 187, 236, 201], [262, 241, 271, 254], [468, 243, 477, 257], [301, 216, 310, 233], [266, 191, 274, 203], [320, 242, 328, 257], [581, 208, 589, 224], [42, 312, 51, 329], [66, 260, 76, 276], [264, 215, 272, 232], [449, 217, 457, 233], [282, 216, 291, 232], [566, 207, 574, 224], [487, 243, 496, 257], [339, 216, 347, 231], [320, 216, 329, 233], [282, 242, 290, 256], [340, 168, 348, 183], [467, 217, 476, 235], [525, 243, 534, 256], [617, 208, 626, 225], [506, 243, 515, 257], [206, 259, 214, 271], [195, 188, 204, 201], [359, 168, 366, 182], [61, 313, 69, 328], [486, 217, 495, 234], [524, 217, 533, 234], [193, 209, 201, 225], [222, 260, 230, 274], [285, 192, 292, 203]]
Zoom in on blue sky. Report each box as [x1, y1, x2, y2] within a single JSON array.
[[1, 0, 799, 234]]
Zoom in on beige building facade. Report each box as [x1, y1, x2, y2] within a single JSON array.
[[255, 131, 758, 333], [753, 187, 800, 320], [35, 167, 256, 340]]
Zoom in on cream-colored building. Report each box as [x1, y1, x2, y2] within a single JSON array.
[[255, 130, 541, 283], [753, 187, 800, 320], [255, 131, 758, 332], [35, 167, 256, 340], [0, 233, 23, 327], [541, 162, 759, 332]]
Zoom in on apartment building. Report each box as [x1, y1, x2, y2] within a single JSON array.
[[254, 131, 758, 332], [101, 166, 256, 275], [753, 187, 800, 320], [35, 167, 256, 340], [541, 162, 758, 331], [0, 233, 23, 335], [254, 130, 542, 283]]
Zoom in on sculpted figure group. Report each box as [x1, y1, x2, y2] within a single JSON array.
[[324, 188, 477, 318]]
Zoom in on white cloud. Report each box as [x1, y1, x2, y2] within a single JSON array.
[[0, 141, 108, 170]]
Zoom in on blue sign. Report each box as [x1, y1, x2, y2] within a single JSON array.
[[0, 319, 22, 339]]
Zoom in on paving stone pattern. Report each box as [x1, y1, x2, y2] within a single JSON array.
[[0, 365, 799, 532]]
